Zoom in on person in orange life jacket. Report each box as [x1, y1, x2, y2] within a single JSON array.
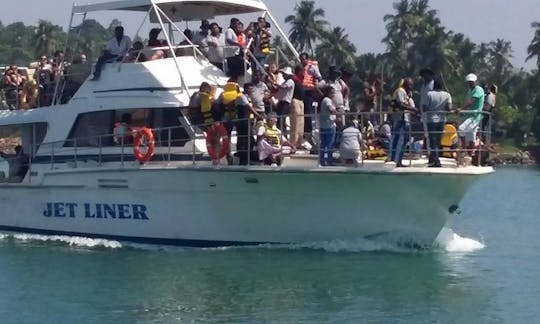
[[236, 83, 261, 165], [113, 113, 134, 145], [300, 52, 322, 137], [290, 65, 306, 148], [257, 112, 295, 166]]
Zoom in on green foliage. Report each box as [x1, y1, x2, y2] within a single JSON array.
[[284, 0, 540, 146]]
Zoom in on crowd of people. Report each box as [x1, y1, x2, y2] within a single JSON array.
[[1, 18, 497, 168], [188, 59, 496, 167]]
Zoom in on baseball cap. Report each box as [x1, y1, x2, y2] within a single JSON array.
[[465, 73, 477, 82]]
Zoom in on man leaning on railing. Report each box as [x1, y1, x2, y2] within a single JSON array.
[[423, 80, 452, 168]]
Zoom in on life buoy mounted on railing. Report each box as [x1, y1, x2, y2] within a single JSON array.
[[133, 127, 155, 164], [206, 122, 230, 161]]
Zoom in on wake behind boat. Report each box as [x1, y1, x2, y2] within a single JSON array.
[[0, 0, 493, 248]]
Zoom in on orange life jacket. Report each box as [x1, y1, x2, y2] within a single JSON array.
[[302, 60, 319, 89]]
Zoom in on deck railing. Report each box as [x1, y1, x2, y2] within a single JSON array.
[[0, 109, 492, 185]]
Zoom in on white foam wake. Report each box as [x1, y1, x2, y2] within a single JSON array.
[[434, 228, 485, 253], [10, 233, 123, 249]]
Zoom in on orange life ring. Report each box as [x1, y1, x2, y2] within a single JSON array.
[[133, 127, 155, 164], [206, 122, 230, 160]]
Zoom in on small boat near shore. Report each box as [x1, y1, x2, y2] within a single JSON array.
[[0, 0, 493, 248]]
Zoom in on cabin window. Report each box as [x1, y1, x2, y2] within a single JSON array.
[[66, 108, 191, 147], [0, 122, 48, 157], [66, 111, 115, 147]]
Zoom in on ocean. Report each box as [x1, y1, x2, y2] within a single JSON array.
[[0, 167, 538, 323]]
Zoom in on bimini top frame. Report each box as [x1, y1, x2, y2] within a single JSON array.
[[72, 0, 269, 20]]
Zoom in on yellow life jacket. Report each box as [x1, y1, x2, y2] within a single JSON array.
[[222, 81, 240, 105], [260, 31, 270, 55], [441, 123, 458, 158], [199, 91, 214, 125], [264, 125, 281, 147]]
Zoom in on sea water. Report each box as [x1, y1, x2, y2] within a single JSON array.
[[0, 167, 539, 323]]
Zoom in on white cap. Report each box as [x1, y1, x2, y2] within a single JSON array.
[[280, 67, 293, 75], [465, 73, 477, 82]]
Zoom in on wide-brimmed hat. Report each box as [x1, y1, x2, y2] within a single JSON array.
[[280, 67, 293, 75]]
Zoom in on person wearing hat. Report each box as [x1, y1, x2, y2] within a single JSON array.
[[275, 67, 295, 132], [206, 23, 225, 70], [193, 19, 210, 53], [457, 73, 485, 157]]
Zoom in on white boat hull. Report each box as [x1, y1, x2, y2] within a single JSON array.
[[0, 167, 483, 247]]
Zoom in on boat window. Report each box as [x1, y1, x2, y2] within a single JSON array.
[[66, 108, 190, 147], [65, 111, 115, 147], [0, 122, 48, 157]]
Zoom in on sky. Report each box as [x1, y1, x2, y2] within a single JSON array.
[[3, 0, 540, 70]]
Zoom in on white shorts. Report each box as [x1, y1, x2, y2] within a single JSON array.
[[458, 118, 480, 143]]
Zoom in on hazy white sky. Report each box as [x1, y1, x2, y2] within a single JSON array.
[[3, 0, 540, 69]]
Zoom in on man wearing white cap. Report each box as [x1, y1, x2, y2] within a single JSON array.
[[457, 73, 484, 156]]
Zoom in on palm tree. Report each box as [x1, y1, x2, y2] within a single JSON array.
[[526, 22, 540, 68], [315, 26, 356, 71], [284, 0, 328, 55], [34, 20, 62, 57], [487, 39, 514, 86]]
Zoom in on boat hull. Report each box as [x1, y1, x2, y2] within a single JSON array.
[[0, 167, 482, 247]]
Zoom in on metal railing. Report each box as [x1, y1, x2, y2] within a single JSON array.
[[0, 108, 492, 185]]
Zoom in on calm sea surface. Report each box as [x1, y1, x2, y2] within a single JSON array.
[[1, 167, 539, 323]]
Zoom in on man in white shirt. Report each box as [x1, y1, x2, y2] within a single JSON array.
[[423, 80, 452, 167], [92, 26, 132, 80]]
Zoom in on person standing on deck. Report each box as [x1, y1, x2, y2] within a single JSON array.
[[457, 73, 485, 157], [300, 53, 322, 142], [389, 78, 417, 167], [423, 80, 452, 167], [290, 65, 306, 148]]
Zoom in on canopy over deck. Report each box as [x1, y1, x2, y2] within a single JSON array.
[[72, 0, 269, 20]]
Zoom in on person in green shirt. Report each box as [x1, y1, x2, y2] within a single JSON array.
[[457, 73, 485, 156]]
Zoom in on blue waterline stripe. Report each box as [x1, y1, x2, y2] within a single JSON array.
[[0, 225, 267, 248]]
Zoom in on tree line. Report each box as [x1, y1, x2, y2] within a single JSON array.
[[1, 0, 539, 146], [284, 0, 540, 147]]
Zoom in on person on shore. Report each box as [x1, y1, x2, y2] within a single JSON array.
[[389, 78, 417, 167], [92, 26, 131, 80], [423, 80, 452, 167], [457, 73, 485, 157]]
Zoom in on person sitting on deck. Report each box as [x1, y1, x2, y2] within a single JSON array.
[[257, 112, 295, 166], [92, 26, 132, 80], [0, 145, 29, 182], [124, 41, 147, 63]]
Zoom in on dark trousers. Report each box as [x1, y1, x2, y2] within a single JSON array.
[[303, 91, 314, 133], [236, 118, 250, 165], [390, 120, 410, 165], [93, 52, 121, 78], [276, 101, 290, 132], [427, 122, 444, 166]]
